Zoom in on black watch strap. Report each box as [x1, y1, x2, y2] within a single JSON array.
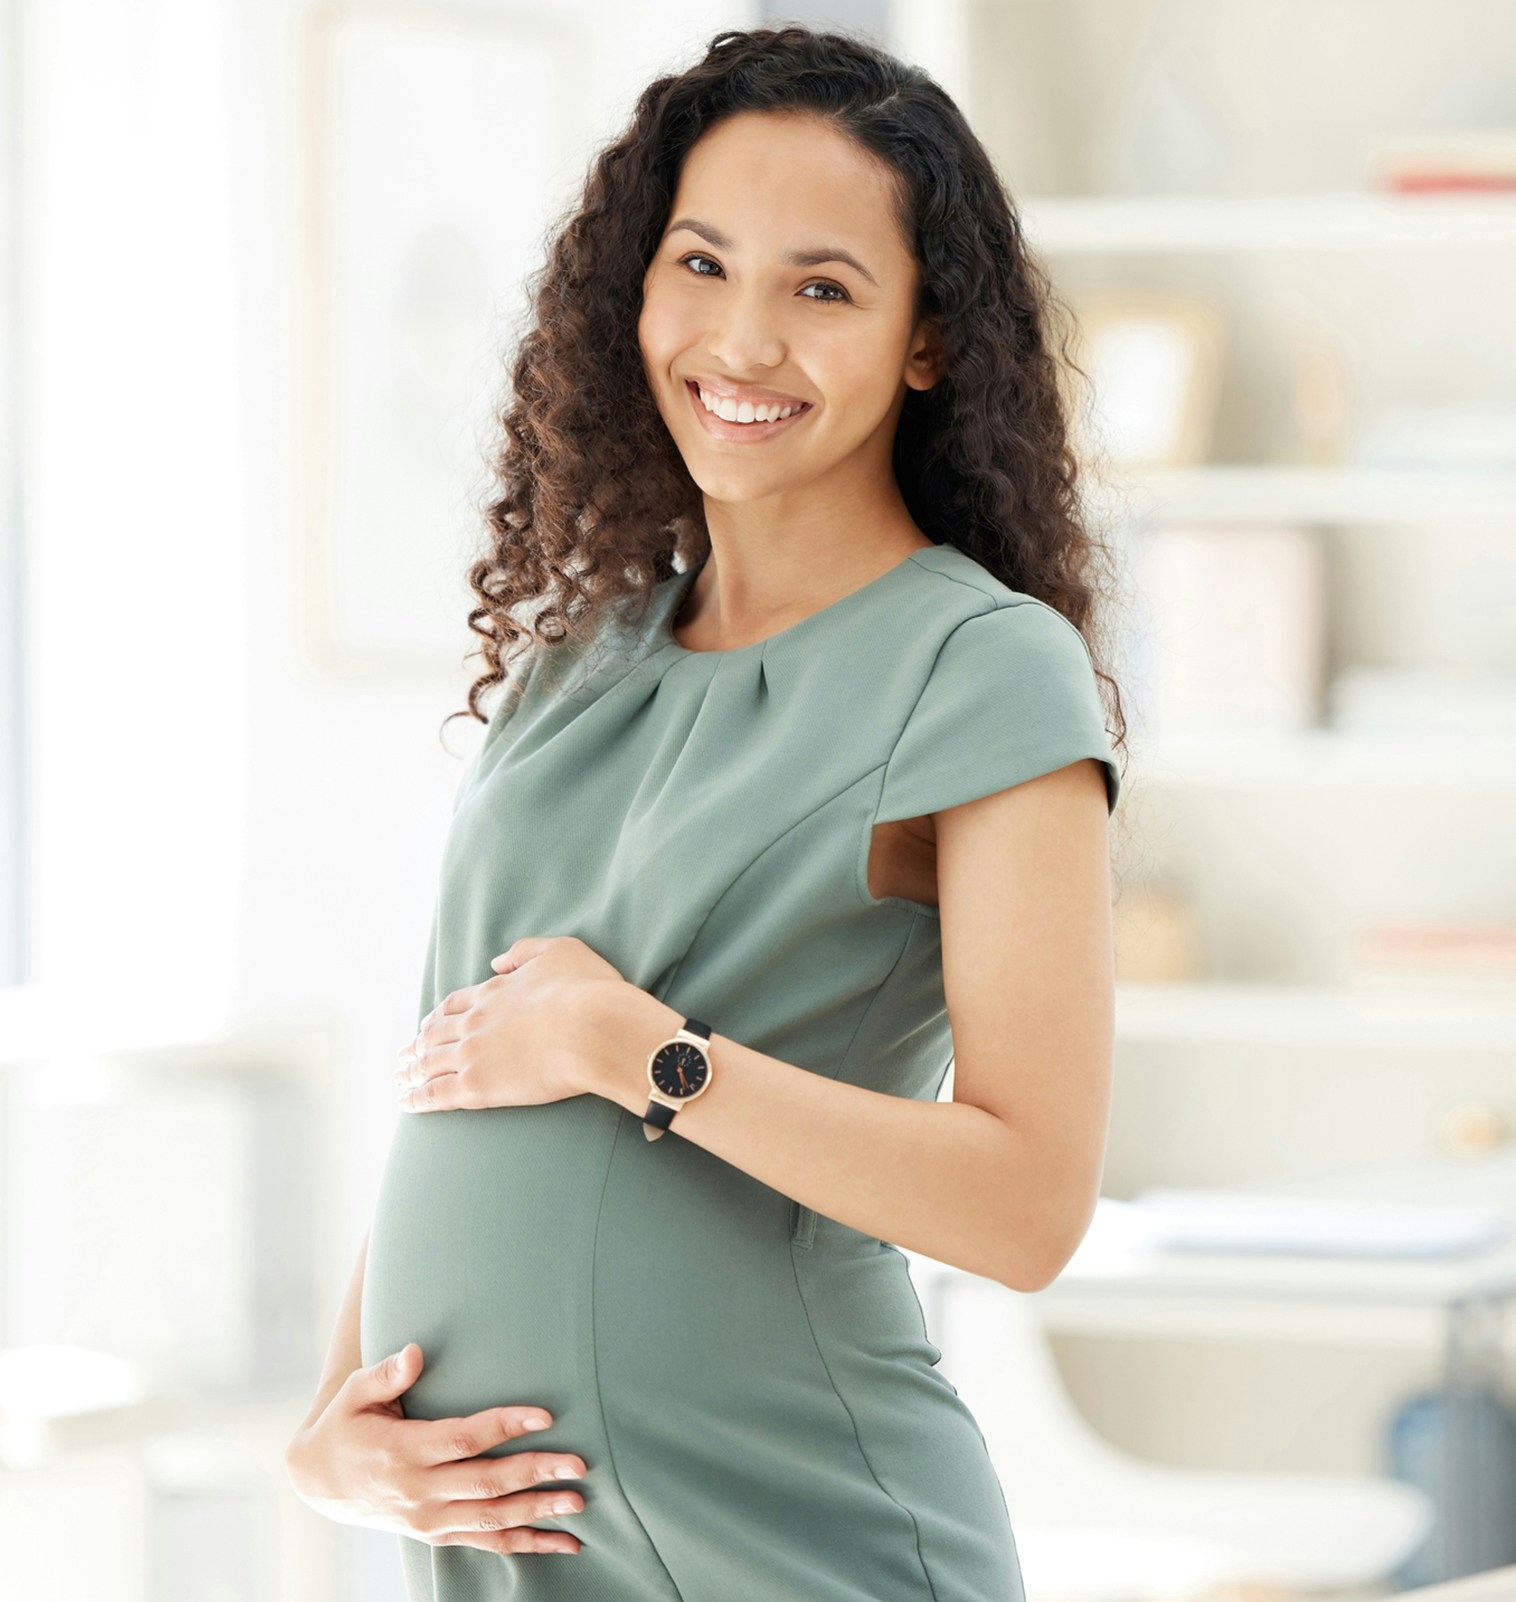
[[643, 1099, 678, 1135], [643, 1016, 713, 1142]]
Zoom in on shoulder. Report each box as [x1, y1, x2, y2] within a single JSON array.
[[876, 544, 1120, 820], [901, 543, 1100, 679]]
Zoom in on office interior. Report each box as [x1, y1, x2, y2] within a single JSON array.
[[1, 1, 1514, 1598]]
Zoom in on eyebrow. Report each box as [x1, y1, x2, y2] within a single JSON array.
[[662, 217, 879, 288]]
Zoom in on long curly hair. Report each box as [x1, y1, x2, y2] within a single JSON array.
[[443, 22, 1129, 800]]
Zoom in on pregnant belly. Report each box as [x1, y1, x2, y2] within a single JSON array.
[[359, 1097, 621, 1442], [358, 1091, 995, 1580], [359, 1091, 947, 1469]]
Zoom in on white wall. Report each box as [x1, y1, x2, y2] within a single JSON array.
[[17, 0, 758, 1280]]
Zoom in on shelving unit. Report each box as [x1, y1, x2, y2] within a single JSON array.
[[953, 18, 1516, 1568], [1128, 727, 1516, 791], [1020, 183, 1516, 974], [1084, 464, 1516, 528], [1115, 980, 1516, 1055], [1018, 191, 1516, 253]]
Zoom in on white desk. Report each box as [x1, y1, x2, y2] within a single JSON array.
[[905, 1145, 1516, 1580]]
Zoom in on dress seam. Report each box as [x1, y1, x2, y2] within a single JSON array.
[[787, 909, 942, 1602], [873, 600, 997, 829], [786, 1238, 942, 1602], [659, 763, 890, 1005], [910, 556, 1101, 672], [590, 1116, 684, 1599], [832, 909, 924, 1099], [871, 582, 1101, 832]]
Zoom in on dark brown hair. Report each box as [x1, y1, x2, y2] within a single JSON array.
[[443, 22, 1128, 800]]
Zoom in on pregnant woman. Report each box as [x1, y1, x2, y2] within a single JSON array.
[[286, 23, 1126, 1602]]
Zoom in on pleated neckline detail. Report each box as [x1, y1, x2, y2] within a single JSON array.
[[649, 544, 947, 665]]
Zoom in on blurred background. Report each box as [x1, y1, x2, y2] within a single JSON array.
[[2, 1, 1515, 1599]]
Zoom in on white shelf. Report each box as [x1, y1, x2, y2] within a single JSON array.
[[1019, 190, 1516, 253], [1085, 464, 1516, 526], [0, 988, 341, 1070], [1131, 727, 1516, 789], [1115, 979, 1516, 1052]]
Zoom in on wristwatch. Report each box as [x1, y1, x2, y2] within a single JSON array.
[[643, 1016, 715, 1141]]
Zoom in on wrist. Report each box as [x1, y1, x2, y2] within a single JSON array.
[[583, 983, 682, 1112]]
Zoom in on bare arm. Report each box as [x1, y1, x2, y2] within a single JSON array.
[[577, 759, 1115, 1292], [293, 1228, 370, 1439]]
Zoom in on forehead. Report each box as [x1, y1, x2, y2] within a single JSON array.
[[669, 111, 909, 270]]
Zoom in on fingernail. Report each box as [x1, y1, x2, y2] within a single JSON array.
[[523, 1415, 550, 1431]]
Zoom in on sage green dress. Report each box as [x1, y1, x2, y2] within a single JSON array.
[[359, 540, 1121, 1601]]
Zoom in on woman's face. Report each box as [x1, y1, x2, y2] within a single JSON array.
[[638, 110, 941, 509]]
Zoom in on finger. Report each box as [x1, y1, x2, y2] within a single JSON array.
[[433, 1524, 582, 1556], [397, 1068, 466, 1112], [417, 1406, 561, 1466], [395, 1035, 466, 1086], [406, 1039, 467, 1083], [419, 1483, 585, 1539], [433, 1448, 587, 1500], [438, 986, 483, 1018], [401, 996, 476, 1061], [348, 1342, 423, 1403], [400, 1017, 466, 1059], [413, 988, 480, 1042], [491, 937, 552, 977]]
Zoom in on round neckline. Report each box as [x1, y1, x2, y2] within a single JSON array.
[[655, 544, 943, 660]]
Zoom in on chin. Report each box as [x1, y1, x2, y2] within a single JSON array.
[[689, 469, 795, 504]]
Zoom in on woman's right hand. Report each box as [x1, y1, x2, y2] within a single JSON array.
[[284, 1342, 587, 1556]]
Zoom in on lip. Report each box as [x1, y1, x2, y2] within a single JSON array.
[[685, 379, 813, 443]]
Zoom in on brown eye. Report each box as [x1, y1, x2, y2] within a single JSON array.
[[676, 253, 851, 304]]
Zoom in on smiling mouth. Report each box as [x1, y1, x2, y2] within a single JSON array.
[[684, 380, 813, 440]]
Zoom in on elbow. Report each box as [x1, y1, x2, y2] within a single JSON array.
[[994, 1241, 1061, 1295], [999, 1256, 1059, 1295], [1000, 1211, 1095, 1294]]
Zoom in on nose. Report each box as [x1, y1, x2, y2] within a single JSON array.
[[703, 290, 789, 380]]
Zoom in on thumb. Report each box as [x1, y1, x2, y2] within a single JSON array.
[[366, 1342, 421, 1397]]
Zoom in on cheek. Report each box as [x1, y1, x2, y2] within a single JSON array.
[[637, 288, 688, 362], [635, 301, 656, 364], [829, 339, 902, 418]]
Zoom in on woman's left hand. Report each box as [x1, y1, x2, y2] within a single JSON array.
[[393, 935, 630, 1113]]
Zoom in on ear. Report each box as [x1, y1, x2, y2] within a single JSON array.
[[907, 316, 946, 392]]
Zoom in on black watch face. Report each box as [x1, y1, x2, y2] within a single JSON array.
[[650, 1039, 710, 1099]]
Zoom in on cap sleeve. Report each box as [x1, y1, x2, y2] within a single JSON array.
[[876, 601, 1120, 823]]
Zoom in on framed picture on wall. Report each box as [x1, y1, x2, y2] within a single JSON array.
[[1063, 289, 1226, 471], [297, 1, 584, 682]]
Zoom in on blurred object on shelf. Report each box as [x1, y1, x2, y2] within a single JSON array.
[[1136, 521, 1327, 736], [1347, 922, 1516, 993], [1329, 666, 1516, 737], [1063, 289, 1225, 469], [0, 1344, 167, 1468], [1438, 1101, 1511, 1159], [1370, 128, 1516, 193], [1113, 880, 1201, 983], [1351, 402, 1516, 471], [1115, 1187, 1512, 1258], [1387, 1383, 1516, 1587], [1282, 316, 1353, 468]]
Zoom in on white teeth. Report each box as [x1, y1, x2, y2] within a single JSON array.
[[695, 384, 804, 424]]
